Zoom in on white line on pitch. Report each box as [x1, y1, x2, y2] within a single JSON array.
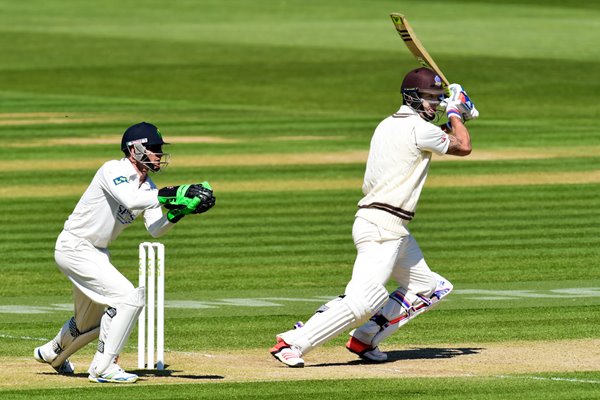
[[496, 375, 600, 384], [0, 333, 49, 341]]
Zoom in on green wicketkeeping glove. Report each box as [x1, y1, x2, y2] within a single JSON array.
[[165, 196, 201, 223], [158, 182, 215, 222], [158, 184, 198, 209], [186, 182, 215, 214]]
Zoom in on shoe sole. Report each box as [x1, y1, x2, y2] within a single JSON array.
[[88, 375, 138, 384]]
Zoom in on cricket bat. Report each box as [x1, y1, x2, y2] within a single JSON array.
[[390, 13, 449, 86]]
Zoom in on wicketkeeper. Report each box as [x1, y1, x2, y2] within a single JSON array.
[[270, 67, 478, 367], [34, 122, 216, 383]]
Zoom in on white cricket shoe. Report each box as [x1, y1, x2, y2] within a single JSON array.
[[88, 362, 138, 384], [34, 344, 75, 375], [270, 339, 305, 368], [346, 336, 388, 362]]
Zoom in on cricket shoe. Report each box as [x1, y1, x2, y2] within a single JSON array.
[[270, 339, 305, 368], [34, 344, 75, 375], [346, 336, 388, 362], [88, 361, 138, 384]]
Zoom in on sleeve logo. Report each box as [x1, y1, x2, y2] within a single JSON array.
[[113, 176, 128, 186]]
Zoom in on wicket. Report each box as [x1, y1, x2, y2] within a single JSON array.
[[138, 242, 165, 370]]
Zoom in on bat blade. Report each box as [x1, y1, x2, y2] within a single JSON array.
[[390, 13, 449, 86]]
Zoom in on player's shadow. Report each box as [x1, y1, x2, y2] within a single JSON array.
[[42, 365, 224, 381], [132, 367, 224, 381], [311, 347, 482, 367], [386, 347, 482, 361]]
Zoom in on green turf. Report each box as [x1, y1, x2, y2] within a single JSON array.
[[3, 374, 600, 400], [1, 1, 600, 149], [2, 156, 600, 188], [1, 0, 599, 398], [2, 183, 599, 357]]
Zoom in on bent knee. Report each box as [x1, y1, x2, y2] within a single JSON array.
[[123, 287, 145, 307], [109, 286, 145, 308], [430, 272, 453, 300], [418, 271, 453, 298]]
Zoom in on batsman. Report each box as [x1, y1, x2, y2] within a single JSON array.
[[271, 67, 478, 366], [33, 122, 216, 383]]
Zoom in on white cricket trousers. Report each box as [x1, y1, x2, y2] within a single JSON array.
[[348, 217, 436, 300], [53, 230, 140, 373], [55, 230, 135, 311]]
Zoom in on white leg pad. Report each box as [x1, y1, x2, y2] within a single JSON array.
[[279, 282, 388, 355], [43, 288, 106, 368], [92, 287, 145, 375], [314, 295, 345, 314], [49, 318, 100, 368], [352, 272, 453, 347]]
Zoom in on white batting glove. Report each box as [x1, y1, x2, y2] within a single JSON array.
[[446, 83, 479, 121]]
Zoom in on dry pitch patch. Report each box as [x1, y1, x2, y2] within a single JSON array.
[[3, 145, 600, 172], [7, 136, 241, 148], [2, 170, 600, 199], [2, 145, 600, 198], [6, 121, 598, 196], [6, 135, 345, 147], [2, 339, 599, 389], [0, 112, 125, 127]]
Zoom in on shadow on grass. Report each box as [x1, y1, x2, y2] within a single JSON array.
[[133, 367, 225, 381], [39, 365, 225, 381], [310, 347, 483, 367]]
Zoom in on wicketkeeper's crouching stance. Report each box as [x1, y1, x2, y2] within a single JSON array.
[[34, 122, 215, 383], [270, 68, 478, 367]]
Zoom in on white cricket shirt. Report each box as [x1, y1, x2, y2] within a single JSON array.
[[63, 158, 172, 248], [356, 105, 450, 234]]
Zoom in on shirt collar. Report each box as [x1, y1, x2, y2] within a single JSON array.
[[120, 158, 157, 189], [396, 105, 418, 115]]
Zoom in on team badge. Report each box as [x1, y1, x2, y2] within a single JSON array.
[[113, 176, 128, 186]]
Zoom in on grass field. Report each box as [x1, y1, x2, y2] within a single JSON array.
[[1, 0, 599, 398]]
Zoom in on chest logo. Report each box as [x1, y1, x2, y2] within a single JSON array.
[[116, 205, 135, 225]]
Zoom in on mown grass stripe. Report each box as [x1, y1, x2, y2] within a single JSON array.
[[2, 170, 600, 200], [4, 147, 600, 171]]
